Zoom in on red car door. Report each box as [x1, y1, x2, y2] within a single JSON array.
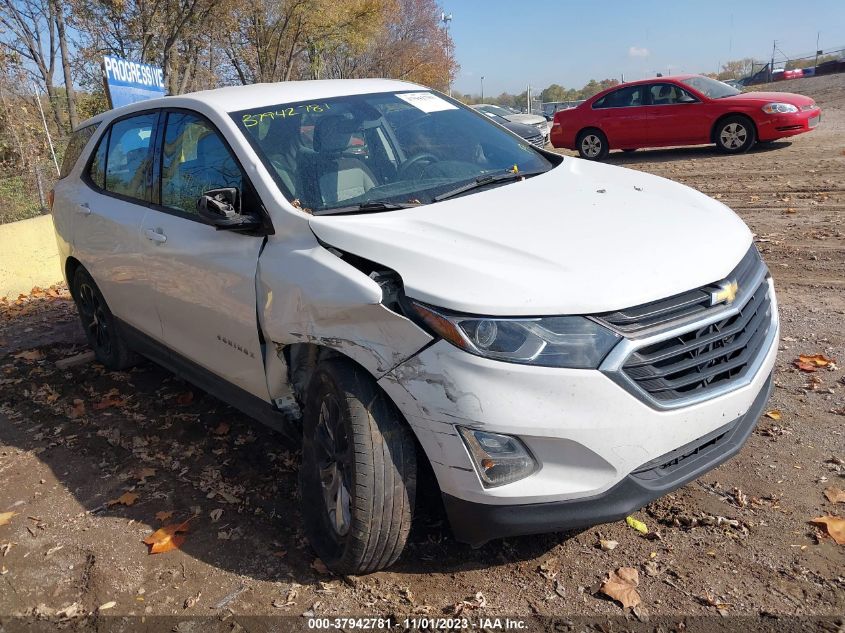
[[644, 82, 711, 145], [590, 84, 648, 148]]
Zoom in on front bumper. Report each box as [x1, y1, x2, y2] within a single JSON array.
[[757, 108, 821, 141], [442, 373, 772, 546]]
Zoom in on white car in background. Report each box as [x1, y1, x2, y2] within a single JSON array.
[[472, 103, 550, 142], [52, 79, 777, 574]]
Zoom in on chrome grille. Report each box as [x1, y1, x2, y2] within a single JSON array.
[[597, 246, 762, 335], [620, 280, 772, 402], [526, 133, 545, 147]]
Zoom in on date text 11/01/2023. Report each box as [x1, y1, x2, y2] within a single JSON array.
[[306, 617, 528, 630]]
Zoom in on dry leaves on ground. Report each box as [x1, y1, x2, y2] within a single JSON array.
[[598, 567, 642, 609], [93, 388, 127, 410], [764, 409, 782, 421], [809, 515, 845, 545], [452, 592, 487, 616], [143, 518, 192, 554], [155, 511, 174, 522], [625, 515, 648, 534], [13, 349, 44, 361], [793, 354, 837, 372], [0, 511, 17, 526], [824, 487, 845, 504], [106, 492, 139, 507]]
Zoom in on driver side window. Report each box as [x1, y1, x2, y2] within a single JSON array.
[[160, 112, 243, 216]]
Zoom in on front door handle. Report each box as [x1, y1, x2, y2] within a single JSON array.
[[76, 202, 91, 216], [144, 228, 167, 244]]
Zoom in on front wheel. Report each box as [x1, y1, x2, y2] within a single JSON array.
[[576, 129, 609, 160], [300, 359, 416, 574], [715, 116, 756, 153]]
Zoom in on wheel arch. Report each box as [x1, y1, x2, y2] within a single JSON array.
[[64, 256, 83, 291], [710, 112, 758, 143], [577, 125, 608, 146]]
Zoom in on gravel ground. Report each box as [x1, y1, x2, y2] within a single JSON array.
[[0, 74, 843, 632]]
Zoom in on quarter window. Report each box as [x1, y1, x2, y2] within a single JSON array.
[[88, 130, 108, 189], [160, 112, 243, 216], [60, 123, 99, 179], [593, 86, 643, 109], [104, 113, 157, 201]]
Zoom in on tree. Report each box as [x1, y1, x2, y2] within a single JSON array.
[[0, 0, 66, 131], [718, 58, 755, 80]]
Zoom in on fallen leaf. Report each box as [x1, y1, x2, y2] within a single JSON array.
[[599, 539, 619, 551], [175, 391, 194, 406], [209, 508, 223, 522], [311, 558, 330, 575], [809, 515, 845, 545], [143, 520, 191, 554], [0, 512, 17, 526], [764, 409, 782, 421], [137, 468, 156, 482], [69, 399, 86, 419], [93, 389, 127, 410], [794, 354, 837, 372], [183, 591, 201, 609], [106, 492, 139, 507], [453, 591, 486, 616], [599, 567, 641, 609], [625, 516, 648, 534], [97, 601, 116, 612], [56, 602, 82, 620], [824, 487, 845, 504], [13, 349, 44, 361], [212, 422, 230, 436], [154, 511, 174, 522]]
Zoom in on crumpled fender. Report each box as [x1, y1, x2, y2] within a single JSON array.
[[256, 235, 433, 388]]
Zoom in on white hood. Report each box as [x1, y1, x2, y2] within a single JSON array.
[[309, 158, 753, 316], [506, 113, 547, 127]]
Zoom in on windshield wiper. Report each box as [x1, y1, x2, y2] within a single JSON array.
[[312, 200, 421, 216], [433, 170, 545, 203]]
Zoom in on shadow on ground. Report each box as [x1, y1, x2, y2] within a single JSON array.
[[0, 293, 573, 584], [601, 141, 793, 165]]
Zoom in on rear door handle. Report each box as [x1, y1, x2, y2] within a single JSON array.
[[76, 202, 91, 216], [144, 228, 167, 244]]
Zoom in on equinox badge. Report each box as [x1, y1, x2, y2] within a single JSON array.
[[710, 279, 739, 306]]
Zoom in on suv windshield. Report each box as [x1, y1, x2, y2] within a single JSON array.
[[680, 76, 741, 99], [233, 91, 553, 214]]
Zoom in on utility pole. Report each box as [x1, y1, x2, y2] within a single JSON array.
[[770, 40, 777, 82], [480, 76, 484, 101], [441, 11, 453, 96], [815, 32, 821, 68]]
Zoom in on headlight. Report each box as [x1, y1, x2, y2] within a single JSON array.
[[409, 301, 621, 368], [457, 427, 537, 487], [762, 102, 798, 114]]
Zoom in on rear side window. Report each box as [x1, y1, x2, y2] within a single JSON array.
[[160, 112, 243, 216], [60, 123, 99, 178], [104, 114, 157, 201], [593, 86, 643, 109]]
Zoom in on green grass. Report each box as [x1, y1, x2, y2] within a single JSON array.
[[0, 175, 45, 225]]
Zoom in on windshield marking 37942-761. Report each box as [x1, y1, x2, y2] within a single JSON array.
[[231, 91, 554, 215]]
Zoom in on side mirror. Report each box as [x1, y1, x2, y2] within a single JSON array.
[[197, 187, 260, 231], [678, 95, 697, 104]]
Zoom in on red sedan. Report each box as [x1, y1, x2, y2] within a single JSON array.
[[551, 74, 821, 160]]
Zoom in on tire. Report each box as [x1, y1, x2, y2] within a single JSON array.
[[70, 267, 138, 370], [715, 116, 756, 153], [300, 358, 416, 574], [576, 129, 609, 160]]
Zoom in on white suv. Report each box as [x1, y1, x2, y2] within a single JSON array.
[[52, 79, 778, 574]]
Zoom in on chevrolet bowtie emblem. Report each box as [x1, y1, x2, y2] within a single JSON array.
[[710, 279, 739, 306]]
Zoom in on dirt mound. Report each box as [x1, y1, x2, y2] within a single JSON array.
[[752, 72, 845, 111]]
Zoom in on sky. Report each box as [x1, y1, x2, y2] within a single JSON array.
[[446, 0, 845, 96]]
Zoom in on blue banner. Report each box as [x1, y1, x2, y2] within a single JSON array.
[[103, 55, 166, 109]]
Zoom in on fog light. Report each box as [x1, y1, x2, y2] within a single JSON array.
[[457, 427, 537, 487]]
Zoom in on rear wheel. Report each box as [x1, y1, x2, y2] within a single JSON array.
[[300, 359, 416, 574], [715, 116, 756, 153], [70, 267, 138, 370], [576, 129, 609, 160]]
